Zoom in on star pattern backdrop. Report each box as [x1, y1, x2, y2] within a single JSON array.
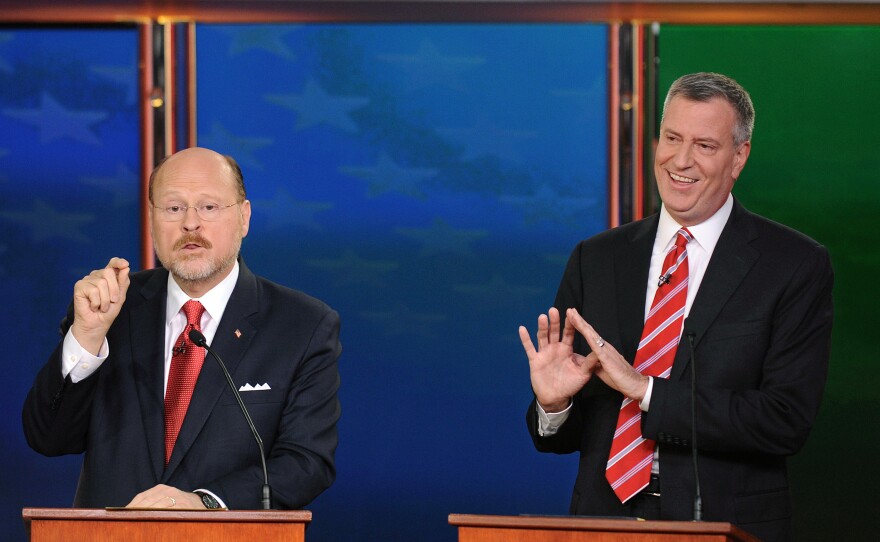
[[1, 23, 608, 541], [194, 23, 608, 541], [0, 27, 141, 540]]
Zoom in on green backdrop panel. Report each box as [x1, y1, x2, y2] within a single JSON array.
[[659, 25, 880, 540]]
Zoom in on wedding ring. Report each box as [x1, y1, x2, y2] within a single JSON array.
[[167, 496, 176, 506], [596, 337, 605, 348]]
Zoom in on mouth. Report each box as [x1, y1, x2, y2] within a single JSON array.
[[173, 235, 212, 252], [669, 171, 698, 185]]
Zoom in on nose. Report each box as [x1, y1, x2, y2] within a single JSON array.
[[672, 142, 694, 169], [181, 206, 203, 231]]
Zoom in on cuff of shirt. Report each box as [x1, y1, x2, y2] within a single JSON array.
[[61, 329, 109, 383], [639, 376, 655, 411], [536, 400, 572, 437]]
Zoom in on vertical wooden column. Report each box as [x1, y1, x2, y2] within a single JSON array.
[[610, 22, 653, 226], [139, 20, 157, 270], [642, 22, 661, 219], [140, 18, 196, 269]]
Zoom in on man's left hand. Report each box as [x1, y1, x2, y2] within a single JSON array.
[[126, 484, 206, 509], [565, 308, 649, 402]]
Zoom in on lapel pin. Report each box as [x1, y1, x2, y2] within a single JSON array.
[[234, 329, 242, 339]]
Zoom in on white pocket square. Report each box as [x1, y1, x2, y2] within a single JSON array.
[[238, 383, 271, 391]]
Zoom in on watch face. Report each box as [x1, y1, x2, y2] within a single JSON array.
[[199, 492, 221, 509]]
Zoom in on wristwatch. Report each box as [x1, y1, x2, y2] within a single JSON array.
[[193, 490, 222, 509]]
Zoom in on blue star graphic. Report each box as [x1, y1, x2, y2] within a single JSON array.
[[3, 92, 108, 146], [223, 26, 300, 60], [79, 163, 138, 208], [501, 184, 597, 227], [199, 121, 273, 170], [452, 274, 545, 305], [377, 38, 485, 92], [339, 152, 437, 199], [252, 186, 333, 231], [395, 217, 489, 257], [360, 303, 447, 338], [0, 199, 95, 243], [264, 79, 370, 134], [439, 114, 536, 164], [306, 248, 399, 288]]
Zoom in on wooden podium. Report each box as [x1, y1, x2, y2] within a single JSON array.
[[449, 514, 761, 542], [23, 508, 311, 542]]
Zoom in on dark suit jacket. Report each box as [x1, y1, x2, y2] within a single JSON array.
[[527, 199, 833, 542], [23, 259, 341, 510]]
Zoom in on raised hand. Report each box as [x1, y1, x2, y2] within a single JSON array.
[[564, 308, 649, 402], [70, 257, 131, 355], [519, 307, 598, 413]]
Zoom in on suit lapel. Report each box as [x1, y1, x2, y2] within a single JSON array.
[[129, 268, 170, 481], [671, 200, 760, 382], [615, 216, 658, 362], [163, 261, 260, 478]]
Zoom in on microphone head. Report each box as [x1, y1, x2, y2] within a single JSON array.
[[188, 328, 207, 347]]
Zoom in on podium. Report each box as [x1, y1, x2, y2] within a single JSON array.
[[449, 514, 761, 542], [23, 508, 311, 542]]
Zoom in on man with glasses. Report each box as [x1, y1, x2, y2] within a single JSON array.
[[23, 147, 341, 510]]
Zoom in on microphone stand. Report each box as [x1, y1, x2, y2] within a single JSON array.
[[190, 329, 272, 510], [687, 333, 702, 521]]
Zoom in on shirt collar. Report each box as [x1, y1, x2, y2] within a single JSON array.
[[657, 194, 733, 256], [165, 260, 240, 324]]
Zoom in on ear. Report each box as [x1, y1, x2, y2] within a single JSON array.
[[239, 199, 252, 238], [731, 141, 751, 180]]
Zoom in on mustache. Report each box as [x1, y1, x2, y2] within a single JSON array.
[[173, 234, 213, 251]]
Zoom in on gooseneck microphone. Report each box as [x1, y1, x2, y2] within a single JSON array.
[[686, 332, 702, 521], [189, 328, 272, 510]]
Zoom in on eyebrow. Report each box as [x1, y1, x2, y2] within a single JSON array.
[[663, 128, 722, 146]]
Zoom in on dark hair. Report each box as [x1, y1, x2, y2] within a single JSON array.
[[663, 72, 755, 146], [148, 152, 246, 203]]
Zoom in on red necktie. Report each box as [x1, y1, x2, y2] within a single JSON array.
[[164, 299, 206, 466], [606, 228, 692, 502]]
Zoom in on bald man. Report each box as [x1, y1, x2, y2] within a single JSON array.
[[24, 148, 341, 510]]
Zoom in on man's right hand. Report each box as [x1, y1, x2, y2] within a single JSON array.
[[71, 257, 130, 356], [518, 307, 597, 413]]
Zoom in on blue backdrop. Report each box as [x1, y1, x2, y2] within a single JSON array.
[[0, 26, 141, 539], [1, 23, 608, 541]]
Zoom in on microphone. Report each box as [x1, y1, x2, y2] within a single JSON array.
[[189, 329, 272, 510], [658, 273, 671, 287], [686, 332, 702, 521]]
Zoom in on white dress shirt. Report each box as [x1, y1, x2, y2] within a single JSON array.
[[537, 195, 733, 435], [60, 261, 241, 508], [61, 261, 240, 388]]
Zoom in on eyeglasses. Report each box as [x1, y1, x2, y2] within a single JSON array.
[[152, 202, 241, 222]]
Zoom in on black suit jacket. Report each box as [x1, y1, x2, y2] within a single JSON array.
[[527, 199, 833, 542], [23, 260, 341, 510]]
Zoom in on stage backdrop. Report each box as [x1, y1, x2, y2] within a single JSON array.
[[658, 25, 880, 540], [0, 26, 142, 539], [194, 23, 609, 542], [1, 23, 608, 541], [6, 21, 876, 542]]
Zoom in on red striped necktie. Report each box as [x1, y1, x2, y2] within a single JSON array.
[[164, 299, 206, 466], [605, 227, 693, 502]]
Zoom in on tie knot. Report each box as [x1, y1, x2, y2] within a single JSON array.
[[675, 228, 693, 249], [182, 300, 205, 327]]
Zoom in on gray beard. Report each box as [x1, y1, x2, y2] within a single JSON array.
[[160, 236, 242, 286]]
